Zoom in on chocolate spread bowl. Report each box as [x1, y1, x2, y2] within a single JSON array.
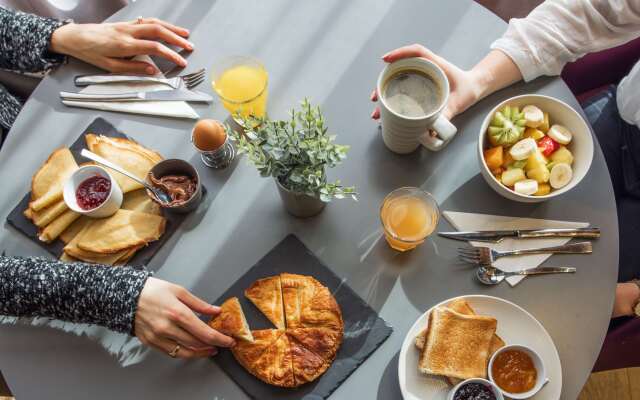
[[146, 159, 202, 213]]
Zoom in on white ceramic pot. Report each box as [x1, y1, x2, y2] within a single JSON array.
[[63, 165, 122, 218], [478, 94, 593, 203], [488, 344, 548, 399]]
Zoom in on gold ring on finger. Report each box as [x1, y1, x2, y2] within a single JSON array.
[[137, 16, 144, 24], [168, 344, 181, 358]]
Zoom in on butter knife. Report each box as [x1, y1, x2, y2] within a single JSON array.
[[438, 227, 600, 243], [60, 89, 212, 103]]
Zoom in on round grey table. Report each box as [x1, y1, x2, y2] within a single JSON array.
[[0, 1, 619, 399]]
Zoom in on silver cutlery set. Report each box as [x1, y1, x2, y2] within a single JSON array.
[[437, 227, 600, 285], [60, 68, 212, 103]]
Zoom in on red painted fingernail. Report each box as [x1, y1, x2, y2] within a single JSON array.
[[371, 111, 376, 119], [210, 348, 218, 356]]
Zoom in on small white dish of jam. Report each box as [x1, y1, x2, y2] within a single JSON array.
[[63, 165, 122, 218], [448, 378, 503, 400], [488, 344, 547, 399]]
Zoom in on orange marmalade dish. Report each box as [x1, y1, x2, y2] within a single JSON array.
[[491, 349, 537, 393]]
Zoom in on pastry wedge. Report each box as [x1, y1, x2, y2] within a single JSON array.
[[245, 276, 285, 329], [286, 327, 342, 363], [418, 307, 497, 380], [289, 334, 329, 386], [208, 297, 254, 342], [250, 332, 295, 387], [231, 329, 283, 374]]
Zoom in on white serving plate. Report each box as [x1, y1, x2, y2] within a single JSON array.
[[398, 295, 562, 400]]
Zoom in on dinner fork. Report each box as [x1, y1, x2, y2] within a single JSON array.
[[74, 68, 206, 90], [458, 241, 592, 265]]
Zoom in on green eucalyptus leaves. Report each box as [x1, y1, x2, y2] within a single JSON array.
[[231, 99, 357, 202]]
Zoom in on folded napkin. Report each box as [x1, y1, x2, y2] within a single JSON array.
[[62, 56, 199, 119], [443, 211, 589, 286]]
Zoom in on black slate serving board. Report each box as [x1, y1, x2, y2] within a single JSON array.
[[212, 234, 393, 400], [6, 117, 205, 267]]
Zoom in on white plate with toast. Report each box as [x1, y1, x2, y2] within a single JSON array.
[[398, 295, 561, 399]]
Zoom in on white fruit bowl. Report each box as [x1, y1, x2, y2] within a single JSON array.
[[478, 94, 594, 203]]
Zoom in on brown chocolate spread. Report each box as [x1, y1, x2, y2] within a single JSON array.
[[149, 173, 197, 206]]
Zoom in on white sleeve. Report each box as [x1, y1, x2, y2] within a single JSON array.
[[491, 0, 640, 82]]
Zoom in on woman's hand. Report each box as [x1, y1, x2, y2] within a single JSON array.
[[612, 282, 640, 318], [134, 277, 235, 359], [370, 44, 522, 120], [50, 18, 193, 75]]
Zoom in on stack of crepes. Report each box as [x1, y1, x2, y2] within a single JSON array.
[[23, 134, 166, 265], [415, 299, 505, 384]]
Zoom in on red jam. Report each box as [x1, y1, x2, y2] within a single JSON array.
[[76, 175, 111, 210]]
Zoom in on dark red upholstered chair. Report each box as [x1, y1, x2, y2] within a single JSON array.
[[560, 38, 640, 372]]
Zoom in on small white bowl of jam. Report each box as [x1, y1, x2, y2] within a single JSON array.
[[448, 378, 503, 400], [488, 344, 547, 399], [63, 165, 122, 218]]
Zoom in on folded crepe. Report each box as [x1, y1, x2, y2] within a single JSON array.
[[85, 134, 161, 193], [418, 307, 497, 380], [59, 216, 91, 244], [208, 297, 254, 342], [29, 148, 78, 211], [121, 189, 162, 215], [415, 299, 505, 385], [24, 200, 68, 228], [59, 252, 77, 263], [64, 223, 137, 265], [38, 209, 80, 243], [75, 209, 165, 254]]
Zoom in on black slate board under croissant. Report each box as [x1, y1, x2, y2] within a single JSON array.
[[212, 234, 393, 400], [5, 117, 206, 267]]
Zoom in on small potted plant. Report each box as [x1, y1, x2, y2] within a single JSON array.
[[230, 99, 357, 217]]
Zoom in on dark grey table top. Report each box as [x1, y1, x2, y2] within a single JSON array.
[[0, 1, 618, 399]]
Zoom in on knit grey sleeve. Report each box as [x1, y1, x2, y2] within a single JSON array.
[[0, 6, 68, 73], [0, 256, 151, 335], [0, 82, 21, 133]]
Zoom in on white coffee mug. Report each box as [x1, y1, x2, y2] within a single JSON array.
[[376, 57, 457, 154]]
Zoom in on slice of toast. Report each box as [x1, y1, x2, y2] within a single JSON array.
[[209, 297, 254, 342], [418, 307, 497, 380]]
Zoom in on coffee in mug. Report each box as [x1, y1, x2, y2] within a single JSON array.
[[376, 57, 457, 154], [382, 69, 443, 118]]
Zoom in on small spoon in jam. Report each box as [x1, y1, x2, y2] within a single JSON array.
[[80, 149, 171, 204]]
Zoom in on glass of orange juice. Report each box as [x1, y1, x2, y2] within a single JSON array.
[[380, 187, 440, 251], [211, 56, 268, 124]]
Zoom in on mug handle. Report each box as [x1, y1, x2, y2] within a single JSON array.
[[419, 114, 457, 151]]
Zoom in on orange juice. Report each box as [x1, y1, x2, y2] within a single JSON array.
[[212, 57, 268, 123], [380, 188, 439, 251]]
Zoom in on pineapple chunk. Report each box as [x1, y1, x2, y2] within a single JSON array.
[[484, 146, 504, 170], [534, 183, 551, 196], [527, 166, 550, 183], [550, 146, 574, 165], [539, 112, 550, 133], [523, 127, 545, 141], [525, 149, 548, 172], [502, 168, 526, 187]]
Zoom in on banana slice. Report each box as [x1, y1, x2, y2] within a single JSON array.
[[547, 124, 572, 145], [523, 105, 544, 128], [509, 138, 537, 161], [549, 163, 573, 189], [514, 179, 539, 195]]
